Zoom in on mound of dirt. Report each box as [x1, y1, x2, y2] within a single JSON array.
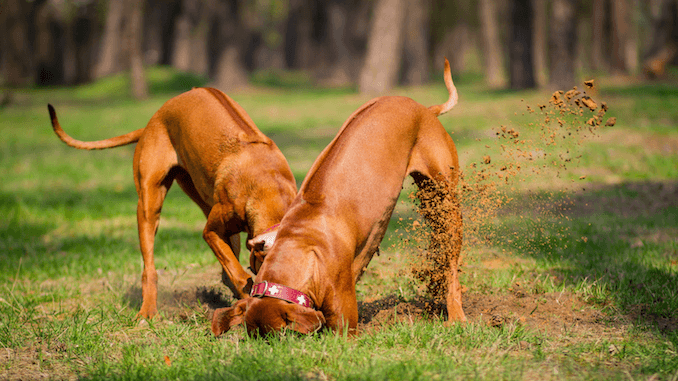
[[356, 289, 614, 337]]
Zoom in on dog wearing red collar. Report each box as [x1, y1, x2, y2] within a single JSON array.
[[212, 59, 464, 336]]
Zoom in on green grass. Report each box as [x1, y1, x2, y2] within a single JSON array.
[[1, 67, 677, 380]]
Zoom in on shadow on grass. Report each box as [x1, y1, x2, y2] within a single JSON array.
[[0, 185, 207, 280], [491, 180, 678, 340], [122, 283, 232, 315]]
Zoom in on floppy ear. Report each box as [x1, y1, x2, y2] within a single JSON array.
[[211, 298, 251, 337], [283, 304, 326, 334]]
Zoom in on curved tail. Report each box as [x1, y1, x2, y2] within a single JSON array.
[[48, 104, 144, 150], [428, 58, 459, 117]]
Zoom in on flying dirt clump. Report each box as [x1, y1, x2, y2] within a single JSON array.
[[408, 177, 463, 304], [404, 79, 615, 304]]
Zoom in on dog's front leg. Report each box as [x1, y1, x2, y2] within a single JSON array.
[[203, 204, 253, 299]]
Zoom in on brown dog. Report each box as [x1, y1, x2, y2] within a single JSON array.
[[212, 60, 464, 337], [48, 87, 297, 319]]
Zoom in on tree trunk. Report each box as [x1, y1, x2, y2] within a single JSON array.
[[509, 0, 535, 89], [610, 0, 630, 74], [35, 2, 65, 86], [642, 0, 678, 78], [321, 0, 353, 86], [172, 0, 210, 75], [73, 4, 100, 84], [359, 0, 408, 95], [251, 3, 287, 71], [401, 0, 431, 85], [549, 0, 577, 90], [285, 0, 315, 70], [1, 0, 33, 86], [126, 0, 148, 99], [478, 0, 506, 88], [432, 0, 473, 74], [95, 0, 125, 79], [590, 0, 607, 71], [213, 0, 248, 91], [531, 0, 547, 87], [143, 0, 172, 66]]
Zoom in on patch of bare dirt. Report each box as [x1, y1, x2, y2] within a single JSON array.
[[357, 290, 620, 338], [0, 344, 77, 381], [120, 264, 233, 320]]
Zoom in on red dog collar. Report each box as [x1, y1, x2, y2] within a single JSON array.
[[250, 281, 314, 309]]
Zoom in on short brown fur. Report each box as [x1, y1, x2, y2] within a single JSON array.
[[48, 87, 297, 319], [213, 60, 465, 336]]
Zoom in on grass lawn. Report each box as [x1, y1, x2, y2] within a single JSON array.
[[1, 67, 677, 380]]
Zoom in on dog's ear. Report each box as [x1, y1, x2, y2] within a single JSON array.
[[282, 304, 325, 334], [211, 298, 251, 337], [247, 230, 277, 273]]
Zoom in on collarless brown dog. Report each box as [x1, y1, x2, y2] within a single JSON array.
[[212, 60, 465, 337], [48, 87, 297, 319]]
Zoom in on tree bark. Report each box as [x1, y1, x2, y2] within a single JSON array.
[[531, 0, 547, 87], [610, 0, 630, 74], [432, 0, 473, 74], [126, 0, 148, 99], [285, 0, 315, 69], [213, 0, 248, 91], [72, 3, 100, 84], [35, 1, 65, 86], [509, 0, 536, 89], [321, 0, 353, 86], [626, 0, 639, 73], [590, 0, 607, 71], [478, 0, 506, 88], [95, 0, 125, 79], [401, 0, 431, 85], [642, 0, 678, 78], [1, 0, 33, 86], [172, 0, 210, 75], [359, 0, 408, 95], [143, 0, 176, 66], [549, 0, 577, 90]]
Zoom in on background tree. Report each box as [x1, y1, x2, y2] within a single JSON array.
[[590, 0, 608, 71], [478, 0, 506, 88], [35, 1, 66, 86], [432, 0, 474, 75], [95, 0, 125, 79], [1, 0, 35, 86], [549, 0, 577, 90], [358, 0, 408, 94], [642, 0, 678, 78], [213, 0, 249, 91], [531, 0, 547, 86], [401, 0, 431, 85], [1, 0, 676, 93], [509, 0, 536, 89], [127, 0, 148, 99], [611, 0, 633, 74]]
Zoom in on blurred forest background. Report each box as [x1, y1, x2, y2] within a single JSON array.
[[1, 0, 678, 100]]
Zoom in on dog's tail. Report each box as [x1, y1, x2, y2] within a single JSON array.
[[428, 58, 459, 117], [48, 104, 144, 150]]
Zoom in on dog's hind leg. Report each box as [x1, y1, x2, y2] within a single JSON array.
[[133, 128, 179, 319], [408, 128, 466, 323]]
